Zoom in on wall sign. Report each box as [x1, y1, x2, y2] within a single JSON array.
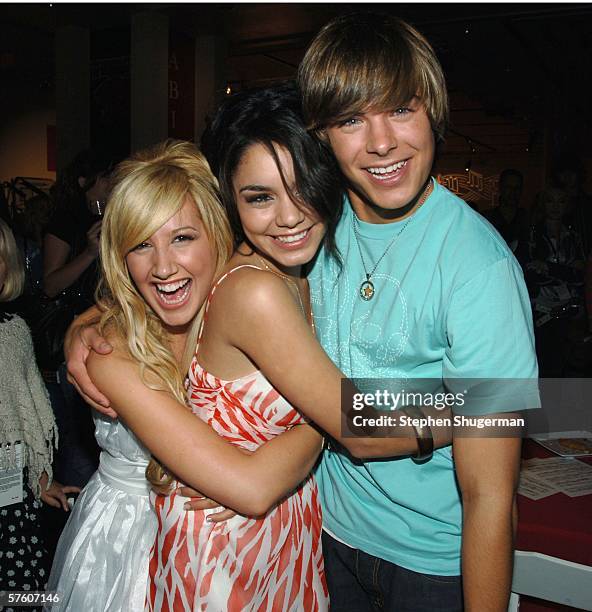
[[169, 32, 195, 141]]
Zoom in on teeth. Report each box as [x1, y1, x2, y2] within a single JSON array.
[[159, 287, 189, 304], [276, 229, 308, 244], [367, 160, 407, 175], [156, 279, 190, 293], [157, 282, 191, 305]]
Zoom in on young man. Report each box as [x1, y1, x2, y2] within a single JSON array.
[[67, 13, 537, 611], [296, 13, 537, 612]]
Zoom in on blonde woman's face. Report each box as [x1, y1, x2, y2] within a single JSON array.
[[125, 196, 216, 337]]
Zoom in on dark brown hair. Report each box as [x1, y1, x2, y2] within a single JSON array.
[[203, 82, 343, 259]]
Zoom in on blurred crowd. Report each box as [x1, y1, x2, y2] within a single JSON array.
[[482, 156, 592, 378]]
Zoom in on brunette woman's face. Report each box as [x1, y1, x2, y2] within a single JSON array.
[[125, 197, 216, 336], [231, 142, 326, 274]]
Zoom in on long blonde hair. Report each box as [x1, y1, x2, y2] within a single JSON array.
[[97, 140, 233, 492], [0, 218, 25, 302]]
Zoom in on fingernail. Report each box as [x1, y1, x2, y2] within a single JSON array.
[[206, 516, 213, 523], [183, 502, 190, 510], [100, 343, 110, 350]]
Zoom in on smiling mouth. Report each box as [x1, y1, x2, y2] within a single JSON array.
[[154, 279, 191, 305], [273, 227, 311, 245], [365, 159, 408, 180]]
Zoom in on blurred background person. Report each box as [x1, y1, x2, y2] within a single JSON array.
[[553, 154, 592, 256], [43, 149, 112, 308], [36, 149, 114, 555], [483, 168, 528, 252], [0, 186, 9, 224], [0, 218, 79, 604], [519, 185, 588, 376], [12, 193, 54, 308]]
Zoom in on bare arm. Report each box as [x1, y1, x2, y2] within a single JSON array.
[[87, 349, 322, 516], [205, 270, 450, 459], [43, 228, 100, 298], [453, 434, 521, 611]]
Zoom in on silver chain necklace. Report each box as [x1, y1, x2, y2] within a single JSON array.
[[352, 181, 433, 301]]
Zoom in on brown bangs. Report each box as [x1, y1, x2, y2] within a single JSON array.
[[299, 13, 449, 141], [321, 53, 422, 128]]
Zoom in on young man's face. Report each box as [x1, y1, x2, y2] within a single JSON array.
[[324, 98, 435, 222]]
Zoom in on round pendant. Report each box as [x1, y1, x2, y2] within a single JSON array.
[[360, 280, 375, 301]]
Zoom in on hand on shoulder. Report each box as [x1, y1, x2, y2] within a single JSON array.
[[86, 331, 136, 391]]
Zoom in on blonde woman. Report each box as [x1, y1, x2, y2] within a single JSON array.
[[47, 141, 324, 611], [0, 218, 78, 600]]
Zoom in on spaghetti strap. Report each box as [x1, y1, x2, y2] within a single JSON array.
[[196, 264, 265, 347]]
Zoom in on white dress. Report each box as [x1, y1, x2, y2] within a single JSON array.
[[47, 412, 156, 611]]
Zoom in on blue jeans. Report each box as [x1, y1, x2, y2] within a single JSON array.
[[322, 531, 463, 612]]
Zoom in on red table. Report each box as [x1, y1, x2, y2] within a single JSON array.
[[517, 439, 592, 567]]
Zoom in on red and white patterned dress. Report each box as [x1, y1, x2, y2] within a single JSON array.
[[146, 266, 328, 612]]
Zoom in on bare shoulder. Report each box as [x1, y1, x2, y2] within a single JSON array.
[[211, 265, 295, 318]]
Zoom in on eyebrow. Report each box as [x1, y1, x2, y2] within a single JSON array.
[[171, 225, 199, 232], [238, 184, 269, 193]]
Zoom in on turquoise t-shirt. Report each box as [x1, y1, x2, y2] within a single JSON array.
[[308, 180, 538, 575]]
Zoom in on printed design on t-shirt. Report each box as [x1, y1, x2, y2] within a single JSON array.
[[309, 251, 344, 361], [309, 256, 410, 379], [348, 271, 410, 378]]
